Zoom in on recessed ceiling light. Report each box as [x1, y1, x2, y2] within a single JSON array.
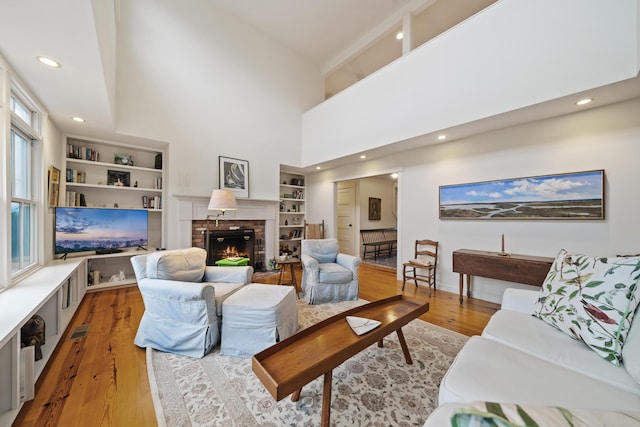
[[396, 32, 403, 40], [438, 134, 446, 140], [316, 166, 321, 170], [37, 56, 61, 68], [576, 98, 593, 106], [72, 116, 86, 123], [390, 173, 398, 179], [360, 155, 366, 159]]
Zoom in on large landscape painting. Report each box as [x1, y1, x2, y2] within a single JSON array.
[[439, 170, 604, 220]]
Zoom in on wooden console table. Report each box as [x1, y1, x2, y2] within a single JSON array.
[[452, 249, 554, 304]]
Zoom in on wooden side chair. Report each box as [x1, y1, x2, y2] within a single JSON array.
[[402, 239, 438, 296], [304, 219, 325, 239]]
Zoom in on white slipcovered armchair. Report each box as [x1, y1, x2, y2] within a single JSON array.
[[301, 238, 362, 304], [131, 247, 253, 358]]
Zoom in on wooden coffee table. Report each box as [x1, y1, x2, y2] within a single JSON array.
[[252, 295, 429, 427]]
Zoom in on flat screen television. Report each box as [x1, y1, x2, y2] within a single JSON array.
[[55, 207, 148, 254]]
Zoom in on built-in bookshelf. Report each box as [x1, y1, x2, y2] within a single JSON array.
[[63, 136, 165, 250], [85, 249, 156, 292], [278, 170, 306, 258]]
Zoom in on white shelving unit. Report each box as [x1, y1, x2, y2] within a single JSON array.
[[0, 259, 86, 427], [278, 171, 305, 258], [85, 249, 158, 292], [63, 136, 165, 289]]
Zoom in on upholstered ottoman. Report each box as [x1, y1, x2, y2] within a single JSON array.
[[220, 283, 298, 357]]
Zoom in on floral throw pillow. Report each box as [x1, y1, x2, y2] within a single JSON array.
[[451, 402, 640, 427], [533, 249, 640, 365]]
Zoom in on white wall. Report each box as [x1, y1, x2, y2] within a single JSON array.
[[113, 0, 323, 249], [307, 98, 640, 303], [359, 176, 396, 230], [301, 0, 640, 166]]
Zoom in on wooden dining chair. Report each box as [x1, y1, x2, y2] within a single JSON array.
[[304, 220, 325, 239], [402, 239, 438, 296]]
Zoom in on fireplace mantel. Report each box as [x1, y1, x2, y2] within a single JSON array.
[[175, 196, 279, 263]]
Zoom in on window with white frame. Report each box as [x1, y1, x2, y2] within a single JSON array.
[[9, 92, 41, 277]]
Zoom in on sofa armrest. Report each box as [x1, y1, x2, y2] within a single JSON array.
[[501, 288, 539, 313], [138, 278, 215, 301], [137, 278, 216, 325], [301, 254, 319, 282], [203, 266, 253, 284], [336, 253, 362, 274], [301, 254, 318, 269]]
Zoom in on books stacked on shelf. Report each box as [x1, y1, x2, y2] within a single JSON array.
[[65, 191, 86, 206], [152, 195, 162, 210], [66, 168, 86, 183], [67, 143, 99, 161], [143, 195, 162, 209], [88, 270, 101, 287], [289, 229, 302, 239], [292, 189, 304, 199], [154, 177, 162, 189]]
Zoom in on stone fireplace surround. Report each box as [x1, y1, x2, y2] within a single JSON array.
[[176, 196, 278, 270]]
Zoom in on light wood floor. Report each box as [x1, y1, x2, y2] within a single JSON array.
[[14, 263, 498, 426]]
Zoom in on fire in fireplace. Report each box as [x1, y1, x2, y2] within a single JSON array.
[[207, 229, 255, 266]]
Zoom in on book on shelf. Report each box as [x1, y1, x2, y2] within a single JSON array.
[[66, 168, 86, 183], [20, 346, 35, 403], [65, 191, 82, 206], [67, 143, 98, 161], [61, 279, 70, 309]]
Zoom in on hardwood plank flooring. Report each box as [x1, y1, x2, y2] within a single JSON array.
[[14, 263, 498, 426]]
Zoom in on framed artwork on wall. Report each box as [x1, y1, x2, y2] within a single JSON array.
[[439, 169, 605, 220], [369, 197, 381, 221], [219, 156, 249, 198], [107, 170, 131, 187], [48, 166, 60, 207]]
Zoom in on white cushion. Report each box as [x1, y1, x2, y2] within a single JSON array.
[[301, 238, 338, 263], [146, 247, 206, 282], [439, 336, 640, 410], [482, 309, 640, 395], [623, 305, 640, 383], [318, 263, 353, 283], [209, 282, 244, 316], [533, 249, 640, 365]]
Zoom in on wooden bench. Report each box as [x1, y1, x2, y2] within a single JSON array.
[[360, 228, 397, 260]]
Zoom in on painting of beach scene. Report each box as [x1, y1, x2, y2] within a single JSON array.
[[439, 170, 604, 220]]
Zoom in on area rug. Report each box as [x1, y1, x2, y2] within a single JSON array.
[[362, 254, 397, 270], [147, 299, 467, 426]]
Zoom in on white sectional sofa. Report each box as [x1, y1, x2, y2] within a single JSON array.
[[425, 288, 640, 426]]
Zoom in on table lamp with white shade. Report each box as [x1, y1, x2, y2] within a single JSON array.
[[205, 189, 238, 257]]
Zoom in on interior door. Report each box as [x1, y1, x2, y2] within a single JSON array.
[[336, 180, 357, 256]]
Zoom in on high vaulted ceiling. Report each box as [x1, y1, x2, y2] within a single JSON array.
[[207, 0, 433, 70], [0, 0, 436, 142], [0, 0, 638, 163]]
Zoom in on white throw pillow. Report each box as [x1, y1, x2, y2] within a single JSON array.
[[533, 249, 640, 366], [146, 247, 206, 282]]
